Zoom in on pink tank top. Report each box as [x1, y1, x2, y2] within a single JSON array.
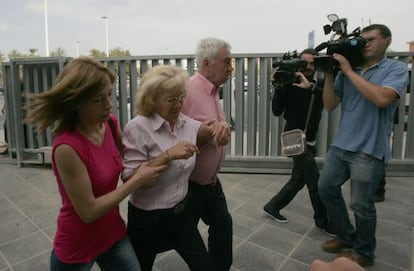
[[51, 116, 125, 263]]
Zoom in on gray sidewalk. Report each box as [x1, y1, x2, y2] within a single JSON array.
[[0, 155, 413, 271]]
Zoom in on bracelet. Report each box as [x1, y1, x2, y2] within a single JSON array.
[[165, 150, 172, 163]]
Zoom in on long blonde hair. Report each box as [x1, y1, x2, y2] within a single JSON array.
[[25, 57, 116, 135]]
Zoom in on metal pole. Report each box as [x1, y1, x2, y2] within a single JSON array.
[[75, 41, 80, 57], [102, 16, 109, 57], [44, 0, 50, 56]]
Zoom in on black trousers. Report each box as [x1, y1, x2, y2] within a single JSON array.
[[127, 198, 213, 271], [264, 145, 329, 228], [188, 179, 233, 271]]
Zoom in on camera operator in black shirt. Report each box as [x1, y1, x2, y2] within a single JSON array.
[[263, 48, 334, 236]]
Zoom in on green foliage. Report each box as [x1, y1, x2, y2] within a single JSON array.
[[50, 47, 67, 57], [110, 47, 131, 57], [89, 48, 106, 57], [8, 49, 26, 59], [29, 48, 39, 56]]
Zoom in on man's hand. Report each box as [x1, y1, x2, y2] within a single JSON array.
[[213, 121, 231, 146], [333, 53, 353, 75], [292, 72, 313, 90]]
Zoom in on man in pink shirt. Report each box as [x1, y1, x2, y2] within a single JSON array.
[[182, 37, 233, 271]]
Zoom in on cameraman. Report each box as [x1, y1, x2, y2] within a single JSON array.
[[318, 24, 409, 267], [263, 48, 334, 236]]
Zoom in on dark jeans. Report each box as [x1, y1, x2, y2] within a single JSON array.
[[264, 145, 329, 228], [127, 197, 212, 271], [375, 174, 386, 196], [189, 179, 233, 271]]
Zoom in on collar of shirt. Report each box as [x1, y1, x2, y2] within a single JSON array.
[[360, 56, 387, 74], [150, 113, 186, 132], [194, 72, 219, 96]]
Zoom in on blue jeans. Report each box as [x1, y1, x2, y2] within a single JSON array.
[[50, 236, 140, 271], [318, 146, 384, 260]]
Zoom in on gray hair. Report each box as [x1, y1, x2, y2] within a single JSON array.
[[195, 38, 231, 70]]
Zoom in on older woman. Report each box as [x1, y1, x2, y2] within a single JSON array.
[[122, 65, 215, 271]]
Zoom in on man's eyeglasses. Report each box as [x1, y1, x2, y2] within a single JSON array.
[[364, 37, 384, 44], [164, 94, 186, 104]]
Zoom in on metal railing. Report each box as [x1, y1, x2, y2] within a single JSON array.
[[2, 52, 414, 175]]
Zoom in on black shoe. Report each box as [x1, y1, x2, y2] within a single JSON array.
[[373, 194, 385, 202], [263, 207, 288, 223], [316, 225, 336, 237]]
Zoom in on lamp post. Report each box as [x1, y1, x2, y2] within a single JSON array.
[[101, 16, 109, 57], [75, 41, 80, 57], [44, 0, 50, 56]]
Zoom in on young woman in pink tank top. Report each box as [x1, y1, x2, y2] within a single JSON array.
[[25, 57, 165, 271]]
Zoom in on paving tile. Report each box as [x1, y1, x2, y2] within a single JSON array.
[[0, 255, 8, 270], [291, 237, 334, 265], [154, 250, 189, 271], [0, 219, 38, 245], [26, 208, 59, 230], [278, 259, 309, 271], [0, 232, 51, 265], [11, 197, 61, 218], [376, 220, 412, 246], [0, 164, 412, 271], [376, 238, 411, 270], [232, 213, 264, 240], [247, 224, 302, 256], [12, 250, 50, 271], [0, 207, 26, 228], [0, 197, 12, 212], [42, 225, 56, 240], [0, 179, 33, 198], [232, 241, 285, 271]]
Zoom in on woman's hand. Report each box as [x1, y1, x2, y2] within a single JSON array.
[[129, 161, 166, 189], [168, 141, 199, 160]]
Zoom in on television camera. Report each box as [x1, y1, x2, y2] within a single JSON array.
[[272, 51, 307, 87], [314, 14, 366, 72]]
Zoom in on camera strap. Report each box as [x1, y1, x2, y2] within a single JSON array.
[[303, 93, 315, 134]]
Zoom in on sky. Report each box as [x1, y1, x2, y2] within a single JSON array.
[[1, 0, 413, 58]]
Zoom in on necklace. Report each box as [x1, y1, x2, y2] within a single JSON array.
[[77, 124, 105, 146]]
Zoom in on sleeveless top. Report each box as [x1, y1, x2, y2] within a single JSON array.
[[51, 115, 125, 263]]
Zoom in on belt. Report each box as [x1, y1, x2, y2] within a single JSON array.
[[129, 192, 190, 215], [163, 193, 189, 214]]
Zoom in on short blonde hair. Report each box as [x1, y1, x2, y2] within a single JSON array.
[[136, 65, 189, 116]]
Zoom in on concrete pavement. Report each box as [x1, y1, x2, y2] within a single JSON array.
[[0, 154, 413, 271]]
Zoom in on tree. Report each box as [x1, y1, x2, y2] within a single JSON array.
[[89, 49, 106, 58], [110, 47, 131, 57], [50, 47, 67, 57], [8, 50, 25, 59], [29, 48, 39, 56]]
